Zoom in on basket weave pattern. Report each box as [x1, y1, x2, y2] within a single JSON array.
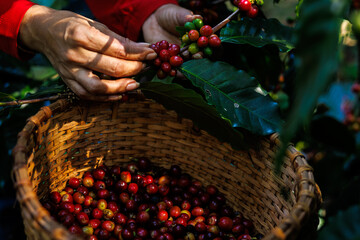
[[12, 97, 321, 240]]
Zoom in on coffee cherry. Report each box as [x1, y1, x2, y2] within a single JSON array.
[[161, 62, 172, 73], [218, 216, 233, 231], [246, 5, 259, 18], [196, 36, 208, 48], [238, 0, 252, 11], [159, 49, 171, 62], [182, 34, 191, 44], [203, 47, 213, 56], [188, 30, 200, 41], [157, 69, 167, 79], [185, 22, 196, 31], [193, 18, 204, 29], [128, 183, 139, 194], [159, 40, 170, 50], [68, 177, 81, 188], [50, 191, 61, 204], [209, 35, 221, 48], [169, 69, 177, 77], [83, 176, 94, 188], [93, 168, 106, 180], [158, 210, 169, 221], [169, 56, 184, 67], [168, 44, 180, 56], [200, 25, 213, 37], [188, 43, 200, 54], [76, 212, 90, 225]]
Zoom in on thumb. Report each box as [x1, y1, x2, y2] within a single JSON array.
[[156, 4, 202, 36]]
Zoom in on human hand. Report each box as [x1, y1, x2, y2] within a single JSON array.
[[19, 5, 157, 101], [142, 4, 202, 45]]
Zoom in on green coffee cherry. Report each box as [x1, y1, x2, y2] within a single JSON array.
[[185, 22, 196, 31], [203, 47, 213, 57], [182, 33, 191, 44], [188, 43, 200, 54], [193, 19, 204, 30]]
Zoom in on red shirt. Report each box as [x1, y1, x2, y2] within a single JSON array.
[[0, 0, 177, 59]]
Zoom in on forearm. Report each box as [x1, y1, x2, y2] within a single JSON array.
[[0, 0, 36, 59]]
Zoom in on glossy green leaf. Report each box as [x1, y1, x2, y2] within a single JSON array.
[[220, 18, 295, 52], [179, 59, 282, 135], [318, 205, 360, 240], [140, 82, 246, 149]]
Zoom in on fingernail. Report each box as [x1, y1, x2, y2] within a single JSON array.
[[138, 42, 151, 47], [145, 52, 158, 60], [126, 82, 140, 91]]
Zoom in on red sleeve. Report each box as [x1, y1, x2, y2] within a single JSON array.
[[85, 0, 178, 41], [0, 0, 36, 59]]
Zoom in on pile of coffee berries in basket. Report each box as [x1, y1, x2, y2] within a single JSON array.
[[43, 158, 262, 240], [150, 41, 184, 79]]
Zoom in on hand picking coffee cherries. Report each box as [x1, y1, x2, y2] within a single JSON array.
[[181, 19, 221, 59], [233, 0, 262, 18], [150, 40, 184, 79]]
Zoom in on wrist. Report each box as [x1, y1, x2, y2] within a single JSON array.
[[19, 5, 54, 53]]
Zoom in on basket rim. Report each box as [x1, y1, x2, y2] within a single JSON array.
[[12, 98, 321, 240]]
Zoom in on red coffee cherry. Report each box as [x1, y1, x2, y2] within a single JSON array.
[[159, 49, 171, 62], [238, 0, 252, 11], [168, 44, 180, 56], [199, 25, 213, 37], [197, 36, 209, 48], [169, 69, 177, 77], [161, 62, 172, 73], [188, 30, 200, 41], [154, 58, 162, 67], [169, 56, 184, 67], [209, 35, 221, 48], [159, 40, 169, 50], [157, 69, 167, 79], [246, 5, 259, 18]]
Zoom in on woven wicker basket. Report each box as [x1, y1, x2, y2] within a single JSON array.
[[12, 95, 321, 240]]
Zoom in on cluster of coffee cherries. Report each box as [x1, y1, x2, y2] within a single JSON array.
[[180, 19, 221, 60], [150, 41, 184, 79], [233, 0, 261, 18], [43, 158, 261, 240]]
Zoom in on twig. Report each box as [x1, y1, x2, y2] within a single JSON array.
[[0, 95, 60, 107], [212, 8, 240, 33]]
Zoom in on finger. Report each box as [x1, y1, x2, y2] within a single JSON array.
[[70, 23, 157, 61], [67, 47, 146, 77], [74, 68, 140, 95], [64, 78, 125, 101]]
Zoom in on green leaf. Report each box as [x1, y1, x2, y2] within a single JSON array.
[[0, 92, 16, 102], [151, 74, 174, 84], [220, 18, 295, 52], [140, 82, 246, 149], [179, 59, 282, 135], [176, 26, 187, 37], [275, 0, 349, 172], [26, 66, 58, 81], [318, 205, 360, 240]]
